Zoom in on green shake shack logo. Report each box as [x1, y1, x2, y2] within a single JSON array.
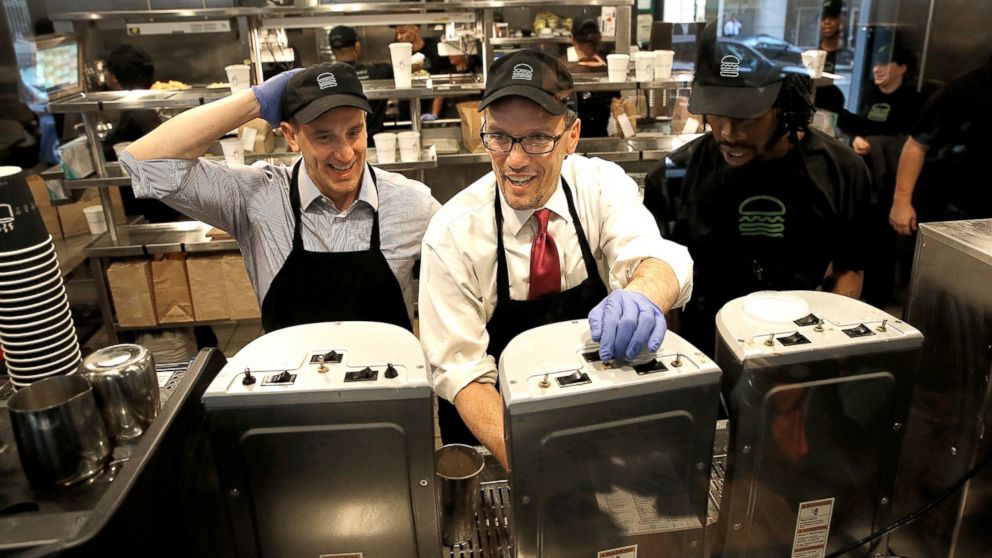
[[738, 195, 785, 237], [867, 102, 892, 122]]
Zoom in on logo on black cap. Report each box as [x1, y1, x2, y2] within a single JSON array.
[[511, 64, 534, 81], [720, 55, 741, 78], [316, 72, 338, 89]]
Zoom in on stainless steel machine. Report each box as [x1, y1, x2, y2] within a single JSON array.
[[202, 322, 441, 558], [889, 220, 992, 558], [500, 320, 722, 558], [712, 291, 923, 558]]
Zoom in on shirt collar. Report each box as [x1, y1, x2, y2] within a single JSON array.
[[496, 175, 573, 238], [299, 161, 378, 213]]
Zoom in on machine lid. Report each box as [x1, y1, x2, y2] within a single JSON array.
[[741, 291, 810, 323]]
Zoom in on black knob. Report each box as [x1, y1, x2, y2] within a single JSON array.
[[242, 368, 256, 386], [384, 363, 398, 379]]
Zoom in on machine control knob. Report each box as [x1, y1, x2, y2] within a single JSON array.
[[242, 367, 256, 386], [384, 363, 398, 379], [272, 370, 293, 384]]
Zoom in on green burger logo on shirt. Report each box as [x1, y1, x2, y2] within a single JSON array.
[[738, 195, 786, 237]]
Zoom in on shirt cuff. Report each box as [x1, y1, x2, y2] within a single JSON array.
[[432, 357, 498, 403]]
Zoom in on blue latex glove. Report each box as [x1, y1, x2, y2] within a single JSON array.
[[251, 68, 304, 127], [421, 113, 439, 122], [588, 290, 667, 362]]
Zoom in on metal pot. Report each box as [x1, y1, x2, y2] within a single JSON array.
[[80, 344, 159, 445]]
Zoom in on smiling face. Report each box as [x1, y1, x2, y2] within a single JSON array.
[[820, 15, 840, 40], [707, 109, 785, 167], [484, 97, 581, 210], [282, 106, 367, 210], [873, 61, 906, 91]]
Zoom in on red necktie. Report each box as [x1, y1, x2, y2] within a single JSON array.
[[528, 208, 561, 300]]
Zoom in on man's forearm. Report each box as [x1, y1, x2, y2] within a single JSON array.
[[453, 382, 508, 469], [893, 137, 927, 205], [624, 258, 680, 312], [127, 89, 262, 161]]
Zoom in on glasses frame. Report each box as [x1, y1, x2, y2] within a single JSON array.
[[479, 130, 567, 155]]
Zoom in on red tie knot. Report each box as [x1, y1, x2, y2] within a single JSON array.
[[534, 208, 552, 233]]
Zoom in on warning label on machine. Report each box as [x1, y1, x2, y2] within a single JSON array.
[[597, 544, 638, 558], [791, 498, 835, 558]]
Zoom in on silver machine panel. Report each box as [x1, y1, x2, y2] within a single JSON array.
[[202, 322, 441, 558], [499, 320, 723, 558], [713, 291, 923, 557], [890, 220, 992, 558]]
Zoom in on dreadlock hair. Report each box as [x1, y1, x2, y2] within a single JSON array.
[[770, 73, 815, 146]]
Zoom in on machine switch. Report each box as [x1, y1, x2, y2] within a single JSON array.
[[345, 367, 378, 382], [242, 368, 256, 386], [262, 371, 297, 386], [582, 350, 602, 363], [842, 324, 875, 338], [311, 350, 343, 364], [633, 359, 668, 375], [556, 371, 591, 387], [384, 364, 398, 379], [794, 313, 820, 327], [776, 332, 811, 346]]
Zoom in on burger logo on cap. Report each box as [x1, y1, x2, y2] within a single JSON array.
[[316, 72, 338, 90], [720, 55, 741, 78], [511, 63, 534, 81], [738, 195, 786, 237]]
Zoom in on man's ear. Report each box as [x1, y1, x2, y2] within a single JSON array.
[[564, 116, 581, 155], [281, 121, 300, 152]]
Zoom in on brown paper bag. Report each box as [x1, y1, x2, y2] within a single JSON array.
[[152, 254, 195, 324], [186, 255, 229, 321], [457, 100, 485, 153], [57, 187, 127, 237], [671, 97, 705, 134], [609, 97, 638, 138], [26, 174, 63, 239], [222, 254, 261, 320], [238, 118, 275, 153], [106, 260, 157, 327]]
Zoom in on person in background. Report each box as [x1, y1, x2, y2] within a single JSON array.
[[328, 25, 391, 141], [102, 44, 180, 223], [419, 49, 692, 468], [644, 24, 870, 353], [723, 14, 742, 37], [568, 18, 616, 138], [889, 56, 992, 235], [819, 0, 852, 74], [394, 24, 454, 121], [122, 63, 439, 332], [836, 43, 924, 306]]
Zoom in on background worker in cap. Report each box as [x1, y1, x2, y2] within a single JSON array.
[[568, 18, 617, 138], [419, 49, 693, 467], [327, 25, 392, 140], [644, 24, 870, 353], [122, 63, 440, 332]]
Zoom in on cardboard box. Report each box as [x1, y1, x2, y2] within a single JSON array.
[[57, 187, 126, 237], [222, 254, 261, 320], [186, 255, 229, 321], [106, 260, 157, 327], [26, 173, 62, 239], [152, 254, 195, 324]]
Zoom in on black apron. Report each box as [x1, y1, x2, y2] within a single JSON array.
[[438, 177, 608, 445], [260, 161, 412, 333]]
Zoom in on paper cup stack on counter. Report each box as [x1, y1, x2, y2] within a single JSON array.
[[0, 166, 81, 387]]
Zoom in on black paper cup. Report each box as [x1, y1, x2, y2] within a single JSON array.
[[2, 279, 65, 306], [8, 347, 82, 380], [0, 298, 71, 330], [0, 289, 67, 316], [0, 255, 60, 288], [0, 267, 62, 297], [0, 317, 76, 349], [4, 334, 79, 367], [0, 292, 68, 326], [0, 167, 50, 254], [0, 242, 55, 272], [0, 313, 73, 341]]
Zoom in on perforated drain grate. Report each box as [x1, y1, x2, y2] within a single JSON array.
[[444, 480, 514, 558]]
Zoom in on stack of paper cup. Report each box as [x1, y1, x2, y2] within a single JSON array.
[[0, 166, 81, 388], [654, 50, 675, 80], [801, 49, 827, 78], [219, 138, 245, 166], [634, 51, 655, 82], [397, 131, 421, 163], [389, 43, 413, 89], [225, 64, 251, 93], [373, 132, 398, 164], [82, 205, 107, 235], [606, 54, 630, 83]]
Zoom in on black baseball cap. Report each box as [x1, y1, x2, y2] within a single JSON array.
[[688, 24, 794, 119], [822, 0, 843, 17], [478, 49, 576, 115], [872, 43, 915, 70], [328, 26, 358, 49], [571, 18, 601, 44], [281, 63, 371, 124]]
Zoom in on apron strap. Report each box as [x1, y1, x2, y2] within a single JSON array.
[[288, 160, 383, 253]]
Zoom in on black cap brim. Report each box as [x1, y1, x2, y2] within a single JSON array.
[[688, 81, 782, 119], [294, 94, 372, 124], [478, 84, 568, 115]]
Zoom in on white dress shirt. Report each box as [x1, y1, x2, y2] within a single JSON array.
[[419, 154, 694, 402]]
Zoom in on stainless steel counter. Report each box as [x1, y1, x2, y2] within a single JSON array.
[[86, 221, 237, 258]]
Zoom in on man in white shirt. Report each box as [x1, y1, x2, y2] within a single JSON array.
[[419, 50, 694, 467], [724, 15, 742, 37]]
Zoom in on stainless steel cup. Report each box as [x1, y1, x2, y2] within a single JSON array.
[[8, 374, 112, 487], [435, 444, 485, 546], [80, 344, 159, 445]]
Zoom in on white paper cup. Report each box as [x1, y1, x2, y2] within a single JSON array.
[[801, 49, 827, 78], [225, 64, 251, 93], [82, 205, 107, 235], [219, 138, 245, 166], [634, 51, 655, 82], [389, 43, 414, 89], [397, 131, 421, 162], [654, 50, 675, 79], [373, 132, 398, 164], [606, 54, 630, 83]]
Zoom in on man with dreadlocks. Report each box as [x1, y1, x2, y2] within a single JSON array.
[[644, 23, 870, 353]]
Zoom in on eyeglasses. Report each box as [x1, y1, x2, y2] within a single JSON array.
[[480, 131, 566, 155]]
